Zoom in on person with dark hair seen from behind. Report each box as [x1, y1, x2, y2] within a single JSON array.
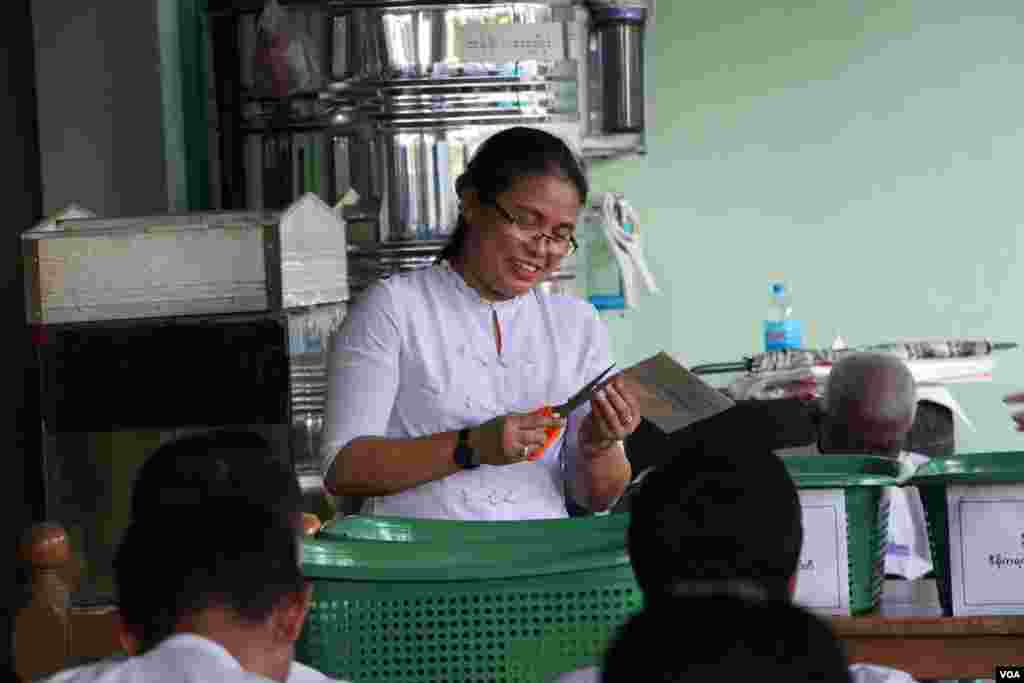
[[321, 126, 639, 520], [601, 595, 852, 683], [553, 442, 919, 683], [128, 429, 304, 545], [36, 429, 346, 683], [40, 506, 319, 683]]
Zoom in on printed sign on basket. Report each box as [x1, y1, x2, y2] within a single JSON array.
[[793, 489, 850, 615], [948, 483, 1024, 615]]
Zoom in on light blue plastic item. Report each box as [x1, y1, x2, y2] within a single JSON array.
[[764, 282, 803, 351], [583, 203, 630, 312]]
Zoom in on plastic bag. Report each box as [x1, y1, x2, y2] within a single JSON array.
[[254, 0, 322, 96]]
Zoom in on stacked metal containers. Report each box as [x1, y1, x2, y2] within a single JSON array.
[[324, 0, 589, 301], [219, 0, 652, 284]]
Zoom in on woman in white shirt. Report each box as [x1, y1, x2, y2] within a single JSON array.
[[321, 126, 639, 520]]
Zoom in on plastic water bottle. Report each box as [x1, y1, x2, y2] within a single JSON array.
[[764, 282, 803, 351]]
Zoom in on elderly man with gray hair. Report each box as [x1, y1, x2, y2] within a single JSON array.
[[818, 352, 918, 457], [815, 352, 934, 584]]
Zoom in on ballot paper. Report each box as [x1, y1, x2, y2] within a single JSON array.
[[619, 352, 735, 434]]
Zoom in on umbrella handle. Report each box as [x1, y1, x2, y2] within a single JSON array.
[[690, 361, 750, 375]]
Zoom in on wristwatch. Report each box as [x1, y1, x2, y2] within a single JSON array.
[[453, 428, 480, 469]]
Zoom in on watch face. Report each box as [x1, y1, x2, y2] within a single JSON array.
[[455, 443, 479, 469]]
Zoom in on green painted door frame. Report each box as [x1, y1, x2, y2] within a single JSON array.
[[158, 0, 211, 212]]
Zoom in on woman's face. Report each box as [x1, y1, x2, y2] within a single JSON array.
[[458, 173, 582, 301]]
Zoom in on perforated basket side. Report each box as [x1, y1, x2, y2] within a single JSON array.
[[844, 487, 888, 615], [296, 566, 642, 683], [917, 483, 952, 616]]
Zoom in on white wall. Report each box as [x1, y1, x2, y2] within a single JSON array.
[[33, 0, 169, 217]]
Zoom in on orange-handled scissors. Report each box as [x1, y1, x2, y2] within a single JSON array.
[[528, 363, 616, 461]]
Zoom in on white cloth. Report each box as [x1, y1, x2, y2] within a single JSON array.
[[886, 452, 933, 580], [320, 262, 614, 520], [37, 633, 345, 683], [847, 663, 922, 683], [552, 662, 920, 683], [596, 194, 660, 309]]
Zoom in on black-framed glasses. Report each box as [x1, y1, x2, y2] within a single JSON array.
[[490, 200, 578, 255]]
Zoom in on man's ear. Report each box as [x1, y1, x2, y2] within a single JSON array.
[[273, 584, 314, 644], [116, 614, 140, 655]]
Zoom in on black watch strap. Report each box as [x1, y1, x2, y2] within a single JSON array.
[[454, 428, 480, 469]]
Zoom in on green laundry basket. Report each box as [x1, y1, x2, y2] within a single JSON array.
[[319, 513, 630, 546], [783, 455, 914, 615], [296, 515, 641, 683], [910, 450, 1024, 616]]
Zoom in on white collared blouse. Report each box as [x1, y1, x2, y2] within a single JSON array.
[[320, 262, 613, 520]]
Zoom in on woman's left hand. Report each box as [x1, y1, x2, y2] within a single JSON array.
[[578, 374, 641, 456]]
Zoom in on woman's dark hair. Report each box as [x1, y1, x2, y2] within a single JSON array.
[[437, 126, 588, 263]]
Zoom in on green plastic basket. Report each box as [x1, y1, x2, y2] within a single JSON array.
[[296, 515, 642, 683], [783, 455, 915, 615], [319, 514, 630, 546], [910, 450, 1024, 616]]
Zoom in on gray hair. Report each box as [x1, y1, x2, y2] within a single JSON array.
[[819, 352, 917, 459], [824, 352, 917, 422]]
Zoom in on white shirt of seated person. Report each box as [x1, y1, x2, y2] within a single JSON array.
[[551, 661, 919, 683], [38, 633, 348, 683]]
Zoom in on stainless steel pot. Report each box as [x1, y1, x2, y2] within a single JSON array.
[[331, 101, 581, 239]]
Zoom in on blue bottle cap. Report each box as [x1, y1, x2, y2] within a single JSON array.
[[771, 283, 786, 295]]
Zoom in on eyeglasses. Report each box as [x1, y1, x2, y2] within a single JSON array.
[[490, 200, 578, 255]]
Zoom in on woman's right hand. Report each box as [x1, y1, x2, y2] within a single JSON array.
[[472, 412, 566, 466]]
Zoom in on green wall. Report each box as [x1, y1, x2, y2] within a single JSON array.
[[589, 0, 1024, 454]]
